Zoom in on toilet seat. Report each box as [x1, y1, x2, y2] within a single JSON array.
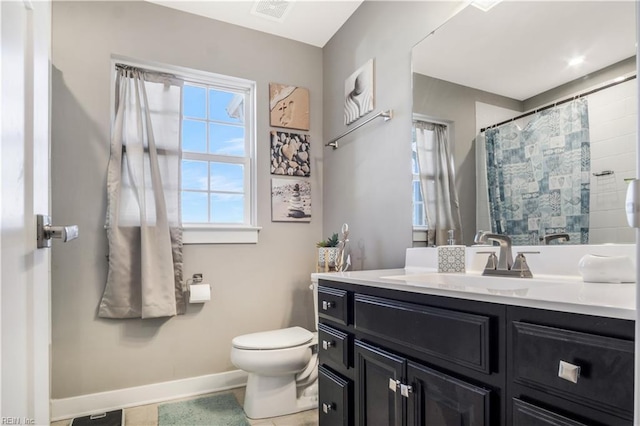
[[232, 326, 313, 350]]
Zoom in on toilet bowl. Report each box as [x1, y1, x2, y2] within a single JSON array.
[[230, 279, 320, 419]]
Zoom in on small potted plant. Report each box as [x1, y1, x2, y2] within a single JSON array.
[[317, 233, 340, 271]]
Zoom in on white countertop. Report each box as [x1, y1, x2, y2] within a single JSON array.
[[313, 268, 636, 320]]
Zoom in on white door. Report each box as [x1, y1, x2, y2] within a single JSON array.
[[1, 1, 52, 424]]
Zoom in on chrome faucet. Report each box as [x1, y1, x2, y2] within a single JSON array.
[[474, 231, 514, 270], [474, 231, 536, 278], [540, 232, 570, 245]]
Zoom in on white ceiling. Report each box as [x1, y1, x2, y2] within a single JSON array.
[[412, 1, 637, 101], [146, 0, 364, 47]]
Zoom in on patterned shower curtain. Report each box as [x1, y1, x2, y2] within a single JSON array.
[[484, 98, 590, 245]]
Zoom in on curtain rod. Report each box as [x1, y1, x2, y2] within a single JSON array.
[[115, 63, 179, 81], [480, 74, 637, 133], [325, 110, 393, 149]]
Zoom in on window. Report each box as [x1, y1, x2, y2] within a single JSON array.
[[113, 59, 258, 244], [411, 131, 427, 229], [180, 77, 257, 243]]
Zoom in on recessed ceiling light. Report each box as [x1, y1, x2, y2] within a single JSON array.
[[568, 56, 585, 67], [471, 0, 502, 12]]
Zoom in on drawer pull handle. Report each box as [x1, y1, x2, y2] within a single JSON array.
[[558, 360, 581, 383], [401, 384, 413, 397], [322, 402, 335, 414], [322, 300, 335, 310], [322, 340, 335, 350], [388, 378, 400, 392]]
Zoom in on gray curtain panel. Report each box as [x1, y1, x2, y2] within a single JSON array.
[[100, 66, 185, 319], [414, 120, 463, 246]]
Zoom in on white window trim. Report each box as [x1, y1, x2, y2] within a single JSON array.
[[111, 55, 259, 245], [183, 225, 262, 244]]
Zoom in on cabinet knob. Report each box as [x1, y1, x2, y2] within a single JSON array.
[[322, 340, 335, 350], [401, 384, 413, 397], [388, 378, 400, 392], [322, 300, 335, 310], [322, 402, 335, 414], [558, 360, 581, 383]]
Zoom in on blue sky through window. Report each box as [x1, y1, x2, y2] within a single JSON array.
[[183, 85, 206, 119], [182, 83, 246, 224]]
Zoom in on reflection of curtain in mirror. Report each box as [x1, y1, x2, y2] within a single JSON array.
[[484, 98, 590, 245], [414, 120, 462, 246]]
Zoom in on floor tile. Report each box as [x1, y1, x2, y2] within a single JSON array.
[[50, 387, 318, 426], [124, 403, 157, 426]]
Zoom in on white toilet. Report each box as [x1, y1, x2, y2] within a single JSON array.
[[230, 279, 319, 419]]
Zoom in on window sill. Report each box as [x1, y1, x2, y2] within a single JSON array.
[[183, 225, 261, 244]]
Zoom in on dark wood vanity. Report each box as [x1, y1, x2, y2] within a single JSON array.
[[317, 278, 634, 426]]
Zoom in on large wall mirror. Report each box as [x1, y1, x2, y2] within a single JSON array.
[[411, 1, 636, 246]]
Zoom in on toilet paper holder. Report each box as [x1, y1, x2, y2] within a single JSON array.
[[185, 273, 211, 303]]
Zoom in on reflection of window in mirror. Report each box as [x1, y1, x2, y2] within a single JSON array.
[[412, 116, 452, 247]]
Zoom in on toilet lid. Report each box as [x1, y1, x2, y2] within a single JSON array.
[[232, 326, 313, 350]]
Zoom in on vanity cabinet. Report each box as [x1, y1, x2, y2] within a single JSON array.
[[317, 280, 504, 425], [317, 279, 634, 426]]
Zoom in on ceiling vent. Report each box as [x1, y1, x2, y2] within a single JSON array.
[[250, 0, 295, 23]]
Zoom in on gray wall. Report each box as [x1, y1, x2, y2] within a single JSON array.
[[322, 1, 464, 270], [524, 56, 636, 110], [412, 74, 523, 245], [51, 1, 323, 398]]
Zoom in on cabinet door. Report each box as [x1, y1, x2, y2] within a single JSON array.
[[319, 365, 352, 426], [407, 361, 491, 426], [355, 340, 405, 426]]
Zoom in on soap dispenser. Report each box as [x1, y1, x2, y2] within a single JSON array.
[[437, 230, 466, 273]]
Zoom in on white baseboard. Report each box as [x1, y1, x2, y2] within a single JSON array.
[[50, 369, 248, 421]]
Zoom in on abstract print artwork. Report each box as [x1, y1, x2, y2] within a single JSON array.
[[344, 59, 374, 125], [270, 131, 310, 177], [269, 83, 310, 131], [484, 98, 590, 245], [271, 178, 311, 222]]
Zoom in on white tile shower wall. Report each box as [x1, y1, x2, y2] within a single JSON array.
[[588, 78, 637, 244]]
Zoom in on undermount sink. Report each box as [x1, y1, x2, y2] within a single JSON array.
[[380, 272, 574, 293]]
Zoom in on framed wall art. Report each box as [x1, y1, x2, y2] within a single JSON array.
[[344, 59, 374, 125], [270, 130, 310, 177], [269, 83, 310, 131], [271, 178, 311, 222]]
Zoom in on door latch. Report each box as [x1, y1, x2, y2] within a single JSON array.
[[36, 214, 79, 248]]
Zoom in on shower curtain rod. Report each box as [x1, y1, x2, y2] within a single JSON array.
[[480, 74, 637, 133]]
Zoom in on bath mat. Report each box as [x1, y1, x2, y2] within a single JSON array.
[[158, 393, 250, 426]]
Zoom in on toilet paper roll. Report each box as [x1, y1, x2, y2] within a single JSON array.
[[189, 284, 211, 303]]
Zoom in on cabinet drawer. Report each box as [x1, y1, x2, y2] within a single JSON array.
[[318, 323, 352, 369], [512, 321, 634, 420], [318, 285, 349, 325], [354, 294, 492, 373], [319, 365, 352, 426], [512, 398, 588, 426]]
